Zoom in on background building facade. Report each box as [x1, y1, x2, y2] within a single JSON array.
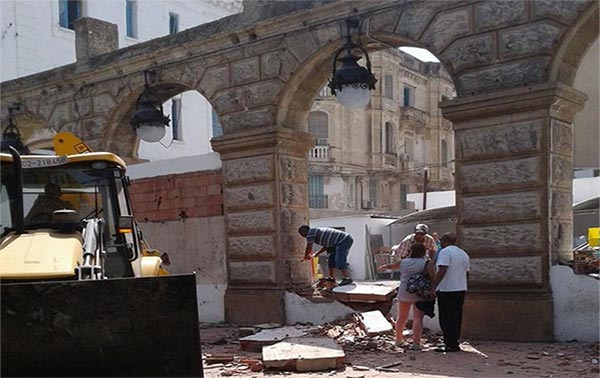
[[308, 49, 456, 218], [0, 0, 241, 160]]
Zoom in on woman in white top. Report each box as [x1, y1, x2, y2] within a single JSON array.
[[378, 243, 435, 349]]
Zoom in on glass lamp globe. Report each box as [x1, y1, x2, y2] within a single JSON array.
[[335, 83, 372, 109], [136, 124, 166, 143]]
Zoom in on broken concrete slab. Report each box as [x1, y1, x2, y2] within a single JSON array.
[[332, 283, 396, 302], [357, 310, 393, 335], [239, 326, 308, 352], [262, 337, 345, 372], [285, 292, 354, 325]]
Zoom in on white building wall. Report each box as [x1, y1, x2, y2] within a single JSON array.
[[0, 0, 239, 161]]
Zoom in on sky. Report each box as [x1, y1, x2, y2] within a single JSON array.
[[399, 47, 440, 62]]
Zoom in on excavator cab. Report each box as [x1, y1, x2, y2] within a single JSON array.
[[0, 148, 202, 377]]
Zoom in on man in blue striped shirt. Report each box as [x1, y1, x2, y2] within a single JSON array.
[[298, 225, 354, 286]]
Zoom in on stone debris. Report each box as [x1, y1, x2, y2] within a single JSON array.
[[262, 337, 345, 372], [356, 310, 393, 335], [203, 356, 263, 374]]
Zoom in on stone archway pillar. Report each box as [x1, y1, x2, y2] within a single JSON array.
[[440, 82, 586, 341], [212, 127, 315, 325]]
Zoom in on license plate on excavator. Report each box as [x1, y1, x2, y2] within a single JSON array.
[[1, 274, 203, 377]]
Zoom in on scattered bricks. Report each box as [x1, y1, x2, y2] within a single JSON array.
[[204, 354, 235, 364]]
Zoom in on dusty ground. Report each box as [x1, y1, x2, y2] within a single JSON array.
[[200, 326, 600, 378]]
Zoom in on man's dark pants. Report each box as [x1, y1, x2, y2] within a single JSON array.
[[437, 290, 466, 349]]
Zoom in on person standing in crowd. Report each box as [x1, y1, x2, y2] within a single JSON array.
[[392, 223, 437, 259], [429, 232, 470, 352], [378, 243, 435, 349], [432, 231, 443, 262], [299, 225, 354, 286]]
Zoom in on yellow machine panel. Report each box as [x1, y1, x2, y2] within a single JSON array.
[[0, 231, 83, 279]]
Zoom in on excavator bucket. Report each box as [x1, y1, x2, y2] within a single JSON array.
[[1, 274, 203, 377]]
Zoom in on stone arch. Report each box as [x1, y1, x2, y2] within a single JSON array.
[[550, 2, 599, 85]]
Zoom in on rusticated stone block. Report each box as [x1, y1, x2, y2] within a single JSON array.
[[443, 34, 494, 73], [461, 191, 542, 223], [180, 60, 207, 88], [461, 223, 542, 253], [81, 117, 107, 139], [200, 65, 230, 97], [91, 93, 117, 116], [231, 57, 260, 85], [551, 154, 572, 188], [531, 0, 590, 24], [469, 256, 543, 285], [421, 8, 470, 52], [474, 1, 526, 32], [228, 234, 276, 258], [226, 210, 275, 233], [368, 9, 401, 34], [280, 208, 308, 233], [283, 258, 312, 286], [279, 232, 306, 257], [220, 106, 275, 132], [551, 219, 572, 263], [245, 80, 283, 108], [281, 182, 307, 206], [284, 31, 319, 63], [49, 102, 72, 126], [456, 57, 549, 96], [72, 97, 92, 118], [395, 2, 444, 40], [461, 157, 542, 191], [500, 23, 561, 60], [261, 49, 297, 80], [551, 119, 573, 156], [228, 261, 277, 284], [212, 87, 245, 114], [456, 119, 543, 160], [551, 190, 572, 219], [312, 23, 342, 47], [223, 156, 273, 184], [224, 183, 275, 209], [280, 157, 308, 181]]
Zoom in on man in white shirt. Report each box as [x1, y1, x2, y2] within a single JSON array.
[[429, 232, 470, 352]]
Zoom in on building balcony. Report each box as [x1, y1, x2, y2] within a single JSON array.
[[309, 145, 330, 161], [400, 106, 428, 126], [309, 194, 328, 209]]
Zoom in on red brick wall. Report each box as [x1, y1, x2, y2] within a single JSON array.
[[129, 170, 223, 222]]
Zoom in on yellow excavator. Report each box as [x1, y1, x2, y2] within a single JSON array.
[[0, 133, 202, 377]]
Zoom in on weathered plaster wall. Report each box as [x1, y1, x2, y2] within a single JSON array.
[[551, 265, 600, 342]]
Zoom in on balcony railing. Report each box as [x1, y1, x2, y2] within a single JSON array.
[[400, 106, 428, 125], [309, 194, 328, 209], [310, 145, 329, 160]]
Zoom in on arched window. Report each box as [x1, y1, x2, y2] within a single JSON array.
[[385, 122, 395, 154], [441, 139, 448, 167], [308, 111, 328, 146]]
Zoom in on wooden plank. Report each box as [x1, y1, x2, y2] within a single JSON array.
[[356, 310, 393, 335], [332, 283, 396, 303], [262, 337, 345, 372], [239, 327, 307, 352]]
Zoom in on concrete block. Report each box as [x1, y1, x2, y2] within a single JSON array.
[[262, 337, 345, 372], [260, 49, 297, 80], [280, 156, 308, 181], [212, 87, 245, 114], [285, 292, 353, 325], [245, 80, 282, 108], [240, 327, 307, 352], [200, 65, 230, 98], [551, 154, 572, 188], [279, 208, 308, 232], [551, 189, 572, 219], [551, 119, 573, 156], [357, 310, 393, 335], [531, 0, 590, 24], [332, 283, 396, 303], [223, 155, 273, 184], [281, 182, 307, 206]]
